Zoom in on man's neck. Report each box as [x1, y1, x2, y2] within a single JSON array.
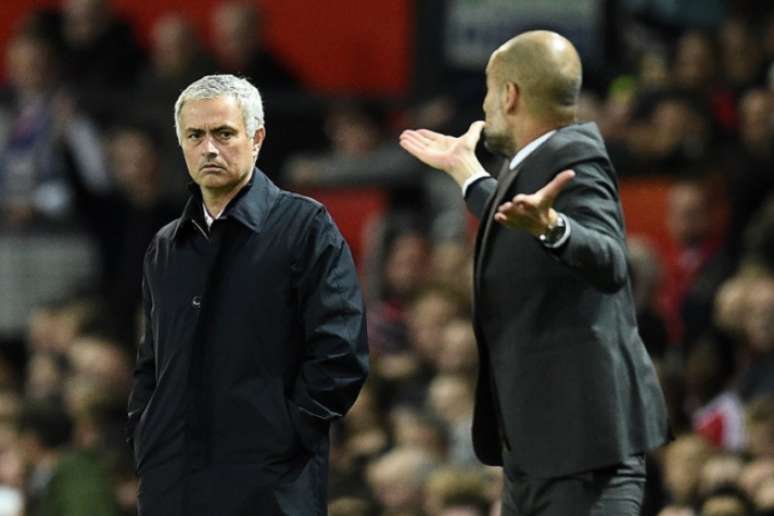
[[201, 170, 253, 218]]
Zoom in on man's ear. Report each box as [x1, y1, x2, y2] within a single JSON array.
[[504, 81, 519, 114], [253, 127, 266, 156]]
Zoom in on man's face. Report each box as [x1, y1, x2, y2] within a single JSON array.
[[482, 62, 513, 157], [179, 96, 264, 192]]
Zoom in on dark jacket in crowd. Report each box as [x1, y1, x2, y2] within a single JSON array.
[[127, 169, 368, 515], [466, 123, 671, 478]]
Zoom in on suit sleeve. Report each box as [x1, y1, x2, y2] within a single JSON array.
[[290, 206, 369, 451], [126, 246, 157, 446], [464, 177, 498, 220], [551, 161, 628, 293]]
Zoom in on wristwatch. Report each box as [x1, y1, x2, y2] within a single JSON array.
[[538, 213, 567, 247]]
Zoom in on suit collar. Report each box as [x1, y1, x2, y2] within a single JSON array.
[[172, 168, 279, 240], [509, 130, 557, 170]]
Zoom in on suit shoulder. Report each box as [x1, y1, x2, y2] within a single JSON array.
[[544, 123, 611, 167]]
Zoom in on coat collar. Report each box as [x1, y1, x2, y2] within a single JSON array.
[[172, 168, 279, 240]]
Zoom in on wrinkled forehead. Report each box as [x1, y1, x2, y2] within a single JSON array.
[[180, 95, 245, 130]]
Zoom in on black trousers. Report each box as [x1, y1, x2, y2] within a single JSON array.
[[501, 454, 647, 516]]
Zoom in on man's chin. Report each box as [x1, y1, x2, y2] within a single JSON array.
[[483, 136, 511, 158]]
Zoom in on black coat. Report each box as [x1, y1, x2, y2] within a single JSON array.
[[466, 123, 670, 478], [127, 169, 368, 515]]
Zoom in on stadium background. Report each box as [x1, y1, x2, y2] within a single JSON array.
[[0, 0, 772, 515]]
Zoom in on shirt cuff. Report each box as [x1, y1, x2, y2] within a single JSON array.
[[462, 171, 492, 198], [541, 213, 571, 249]]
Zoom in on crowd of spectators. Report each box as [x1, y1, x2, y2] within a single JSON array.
[[0, 0, 772, 515]]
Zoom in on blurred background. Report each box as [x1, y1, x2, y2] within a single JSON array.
[[0, 0, 772, 515]]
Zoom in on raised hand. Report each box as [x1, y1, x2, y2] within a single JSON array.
[[494, 169, 575, 236], [399, 121, 488, 187]]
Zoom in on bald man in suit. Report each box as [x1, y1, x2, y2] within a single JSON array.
[[400, 31, 670, 516]]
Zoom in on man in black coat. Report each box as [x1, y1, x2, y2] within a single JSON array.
[[126, 75, 368, 516], [400, 31, 669, 515]]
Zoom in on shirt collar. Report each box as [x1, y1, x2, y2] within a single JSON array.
[[172, 168, 279, 240], [509, 130, 557, 170]]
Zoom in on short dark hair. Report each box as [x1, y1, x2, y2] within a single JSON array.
[[17, 401, 73, 449]]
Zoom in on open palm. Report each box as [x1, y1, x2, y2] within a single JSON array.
[[399, 121, 486, 184]]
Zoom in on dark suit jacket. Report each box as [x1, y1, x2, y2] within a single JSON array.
[[466, 123, 669, 478]]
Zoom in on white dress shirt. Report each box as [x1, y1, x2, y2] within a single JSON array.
[[462, 129, 570, 249], [202, 204, 225, 229]]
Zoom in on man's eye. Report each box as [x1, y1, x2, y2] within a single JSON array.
[[219, 132, 233, 139], [188, 133, 201, 140]]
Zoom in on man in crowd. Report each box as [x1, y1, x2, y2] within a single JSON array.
[[127, 75, 368, 515], [400, 31, 670, 515]]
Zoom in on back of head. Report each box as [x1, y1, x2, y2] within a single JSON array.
[[492, 30, 582, 125]]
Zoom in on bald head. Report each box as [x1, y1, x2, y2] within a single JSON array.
[[489, 31, 582, 124]]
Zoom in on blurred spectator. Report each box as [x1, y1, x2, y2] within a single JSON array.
[[662, 435, 714, 506], [80, 124, 179, 342], [366, 446, 439, 516], [131, 14, 216, 200], [16, 401, 119, 515], [744, 395, 774, 458], [57, 0, 145, 125], [719, 19, 765, 95], [389, 406, 448, 461], [660, 179, 720, 343], [436, 318, 477, 378], [697, 453, 745, 498], [628, 237, 670, 359], [724, 89, 774, 258], [0, 29, 109, 229], [328, 497, 374, 516], [210, 1, 298, 93], [698, 485, 754, 516], [736, 274, 774, 400], [423, 467, 490, 516], [427, 374, 476, 466]]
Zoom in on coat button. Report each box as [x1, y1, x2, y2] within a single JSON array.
[[192, 296, 202, 309]]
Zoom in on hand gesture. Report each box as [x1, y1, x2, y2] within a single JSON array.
[[399, 121, 487, 187], [494, 169, 575, 236]]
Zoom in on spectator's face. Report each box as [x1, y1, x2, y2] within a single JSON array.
[[739, 91, 774, 148], [429, 376, 472, 423], [699, 455, 744, 498], [212, 3, 259, 64], [6, 37, 49, 93], [674, 33, 714, 90], [384, 234, 427, 300], [151, 15, 194, 75], [739, 459, 774, 501], [326, 111, 380, 157], [667, 183, 710, 247], [408, 293, 457, 363], [755, 477, 774, 511], [663, 437, 711, 504], [64, 0, 107, 45], [438, 321, 477, 374], [743, 278, 774, 353], [110, 130, 159, 201], [721, 20, 762, 87], [179, 95, 264, 193], [746, 418, 774, 458], [700, 495, 747, 516]]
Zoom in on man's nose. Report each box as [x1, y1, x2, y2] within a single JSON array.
[[202, 135, 218, 157]]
